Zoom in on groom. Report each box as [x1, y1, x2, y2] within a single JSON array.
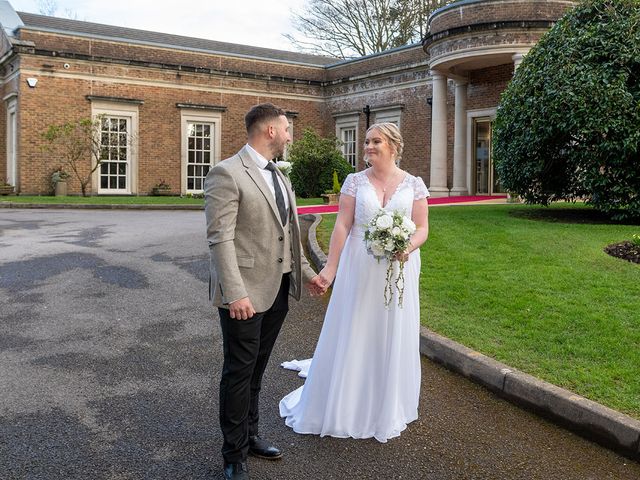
[[205, 103, 322, 480]]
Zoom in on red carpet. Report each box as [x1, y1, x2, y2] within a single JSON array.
[[297, 195, 506, 215], [297, 204, 340, 214], [429, 194, 507, 205]]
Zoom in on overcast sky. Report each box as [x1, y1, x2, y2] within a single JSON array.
[[8, 0, 308, 52]]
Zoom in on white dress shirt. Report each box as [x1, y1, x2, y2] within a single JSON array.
[[245, 144, 290, 211]]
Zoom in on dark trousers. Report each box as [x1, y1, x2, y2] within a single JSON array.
[[218, 274, 290, 464]]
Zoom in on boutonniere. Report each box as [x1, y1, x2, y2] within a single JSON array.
[[275, 160, 292, 178]]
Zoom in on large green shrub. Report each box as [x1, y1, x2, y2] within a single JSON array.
[[288, 128, 354, 197], [493, 0, 640, 220]]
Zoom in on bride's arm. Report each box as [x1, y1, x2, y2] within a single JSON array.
[[318, 194, 355, 287], [408, 198, 429, 253]]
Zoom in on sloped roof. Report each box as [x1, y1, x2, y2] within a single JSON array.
[[15, 11, 338, 67]]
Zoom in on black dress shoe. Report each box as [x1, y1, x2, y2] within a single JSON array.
[[248, 435, 283, 460], [223, 462, 250, 480]]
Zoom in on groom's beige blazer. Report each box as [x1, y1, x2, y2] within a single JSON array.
[[205, 145, 316, 313]]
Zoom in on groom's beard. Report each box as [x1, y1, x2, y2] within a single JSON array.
[[272, 134, 288, 159], [273, 147, 285, 159], [273, 144, 285, 159]]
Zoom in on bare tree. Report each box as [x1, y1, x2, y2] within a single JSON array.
[[43, 116, 113, 197], [37, 0, 80, 20], [285, 0, 454, 58], [36, 0, 57, 16]]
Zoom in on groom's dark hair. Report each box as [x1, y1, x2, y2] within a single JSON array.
[[245, 103, 286, 135]]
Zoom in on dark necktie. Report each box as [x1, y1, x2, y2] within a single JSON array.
[[264, 162, 288, 226]]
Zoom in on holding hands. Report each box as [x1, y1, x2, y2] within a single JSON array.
[[306, 267, 336, 296]]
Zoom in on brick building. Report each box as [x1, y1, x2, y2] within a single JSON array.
[[0, 0, 577, 197]]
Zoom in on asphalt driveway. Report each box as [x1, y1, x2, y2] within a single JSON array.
[[0, 209, 638, 479]]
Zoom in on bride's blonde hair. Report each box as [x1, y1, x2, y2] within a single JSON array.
[[365, 123, 404, 165]]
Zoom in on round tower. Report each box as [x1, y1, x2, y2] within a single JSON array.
[[423, 0, 578, 196]]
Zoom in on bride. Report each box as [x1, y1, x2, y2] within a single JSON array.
[[279, 122, 429, 442]]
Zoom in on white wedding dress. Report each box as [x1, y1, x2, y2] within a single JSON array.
[[279, 171, 429, 443]]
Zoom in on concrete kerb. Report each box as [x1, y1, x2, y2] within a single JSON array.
[[305, 213, 328, 270], [306, 212, 640, 460], [420, 328, 640, 459]]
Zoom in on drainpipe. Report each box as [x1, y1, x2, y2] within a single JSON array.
[[363, 105, 371, 129]]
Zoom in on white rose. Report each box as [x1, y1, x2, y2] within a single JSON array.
[[376, 214, 393, 230], [370, 241, 385, 257], [402, 217, 416, 234], [385, 239, 395, 251], [391, 226, 402, 237], [276, 161, 292, 176]]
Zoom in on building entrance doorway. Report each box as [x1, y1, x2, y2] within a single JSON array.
[[473, 118, 504, 195]]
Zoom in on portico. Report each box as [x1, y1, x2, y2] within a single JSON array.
[[423, 0, 577, 196]]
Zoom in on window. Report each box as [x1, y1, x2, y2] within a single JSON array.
[[90, 99, 140, 195], [283, 116, 294, 161], [340, 127, 357, 168], [180, 109, 222, 194], [99, 116, 130, 192], [5, 94, 17, 188], [186, 122, 213, 192], [335, 113, 359, 169]]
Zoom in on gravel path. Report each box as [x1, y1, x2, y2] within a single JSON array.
[[0, 209, 638, 479]]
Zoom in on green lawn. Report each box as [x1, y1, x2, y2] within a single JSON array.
[[1, 195, 324, 206], [296, 197, 324, 206], [315, 213, 336, 251], [0, 195, 205, 205], [315, 205, 640, 418]]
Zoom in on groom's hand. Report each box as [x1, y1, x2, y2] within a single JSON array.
[[229, 297, 256, 320], [306, 275, 326, 296]]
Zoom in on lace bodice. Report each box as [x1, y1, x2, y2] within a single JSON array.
[[341, 171, 429, 238]]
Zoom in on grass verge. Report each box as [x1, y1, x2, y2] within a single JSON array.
[[0, 195, 204, 205], [1, 195, 324, 206]]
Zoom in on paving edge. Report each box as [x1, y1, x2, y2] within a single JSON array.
[[305, 213, 328, 271], [305, 213, 640, 460]]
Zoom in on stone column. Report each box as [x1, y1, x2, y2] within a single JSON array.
[[429, 72, 449, 196], [451, 80, 468, 196], [512, 53, 525, 71]]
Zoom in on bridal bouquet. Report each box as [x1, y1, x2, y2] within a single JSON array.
[[364, 209, 416, 308]]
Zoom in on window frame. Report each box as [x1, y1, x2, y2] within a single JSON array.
[[283, 116, 294, 161], [340, 126, 357, 168], [5, 94, 18, 189], [180, 110, 222, 194], [91, 101, 139, 195], [335, 113, 359, 169]]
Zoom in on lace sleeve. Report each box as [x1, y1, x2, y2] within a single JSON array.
[[413, 176, 430, 200], [340, 173, 357, 197]]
